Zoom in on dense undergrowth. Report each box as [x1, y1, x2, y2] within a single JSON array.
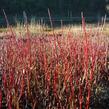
[[0, 17, 109, 109]]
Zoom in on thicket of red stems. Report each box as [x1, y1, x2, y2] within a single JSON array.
[[0, 24, 108, 109]]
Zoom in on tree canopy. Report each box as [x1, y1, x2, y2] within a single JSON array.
[[0, 0, 108, 16]]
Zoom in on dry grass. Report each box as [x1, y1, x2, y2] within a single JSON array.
[[0, 23, 109, 38]]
